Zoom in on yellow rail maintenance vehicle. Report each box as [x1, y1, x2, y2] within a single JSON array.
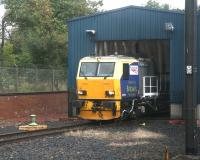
[[76, 55, 159, 120]]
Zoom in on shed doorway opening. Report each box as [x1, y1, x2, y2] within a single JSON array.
[[96, 40, 170, 113]]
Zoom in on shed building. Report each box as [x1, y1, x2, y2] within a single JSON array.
[[68, 6, 199, 118]]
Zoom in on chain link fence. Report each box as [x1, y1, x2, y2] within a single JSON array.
[[0, 66, 67, 93]]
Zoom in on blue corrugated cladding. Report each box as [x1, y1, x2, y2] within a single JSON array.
[[68, 6, 185, 104]]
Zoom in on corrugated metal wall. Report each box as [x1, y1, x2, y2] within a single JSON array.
[[68, 6, 185, 104]]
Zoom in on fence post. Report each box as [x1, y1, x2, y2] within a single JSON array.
[[15, 65, 19, 92], [52, 69, 55, 91], [35, 67, 38, 91]]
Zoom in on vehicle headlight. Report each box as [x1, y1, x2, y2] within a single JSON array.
[[77, 90, 87, 96], [105, 91, 115, 97]]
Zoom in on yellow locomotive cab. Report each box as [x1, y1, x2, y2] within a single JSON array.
[[76, 55, 159, 120], [76, 56, 136, 120]]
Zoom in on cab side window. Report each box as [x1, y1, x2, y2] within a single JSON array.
[[122, 63, 129, 80]]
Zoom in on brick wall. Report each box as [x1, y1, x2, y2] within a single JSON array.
[[0, 92, 68, 120]]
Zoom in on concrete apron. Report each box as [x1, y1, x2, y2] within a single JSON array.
[[170, 104, 200, 120]]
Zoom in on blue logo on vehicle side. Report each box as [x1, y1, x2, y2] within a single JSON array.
[[120, 62, 139, 99]]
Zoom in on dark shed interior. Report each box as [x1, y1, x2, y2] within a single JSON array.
[[96, 40, 170, 100]]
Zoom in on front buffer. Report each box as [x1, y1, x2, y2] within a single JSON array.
[[78, 100, 121, 120]]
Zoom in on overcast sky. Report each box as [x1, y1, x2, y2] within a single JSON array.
[[0, 0, 199, 19], [0, 5, 5, 19], [103, 0, 186, 10]]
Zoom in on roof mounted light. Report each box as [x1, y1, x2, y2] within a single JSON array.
[[86, 29, 96, 35], [164, 22, 174, 32]]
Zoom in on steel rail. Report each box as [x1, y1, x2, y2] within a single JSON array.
[[0, 121, 93, 145]]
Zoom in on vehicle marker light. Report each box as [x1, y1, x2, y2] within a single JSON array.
[[78, 90, 87, 96], [105, 91, 115, 97]]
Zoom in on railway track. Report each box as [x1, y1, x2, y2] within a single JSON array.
[[0, 121, 96, 145], [0, 115, 170, 146]]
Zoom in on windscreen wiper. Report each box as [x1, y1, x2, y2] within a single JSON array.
[[103, 73, 113, 79], [80, 70, 88, 79]]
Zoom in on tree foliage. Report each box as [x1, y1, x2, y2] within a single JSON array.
[[0, 0, 102, 68], [145, 0, 170, 10]]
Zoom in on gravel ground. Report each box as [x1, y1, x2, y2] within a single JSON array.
[[0, 120, 199, 160]]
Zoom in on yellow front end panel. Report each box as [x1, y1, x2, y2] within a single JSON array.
[[77, 79, 121, 100]]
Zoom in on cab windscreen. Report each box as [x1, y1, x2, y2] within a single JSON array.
[[79, 62, 115, 77]]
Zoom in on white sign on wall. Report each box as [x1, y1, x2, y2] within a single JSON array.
[[130, 65, 138, 75], [186, 65, 192, 75]]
